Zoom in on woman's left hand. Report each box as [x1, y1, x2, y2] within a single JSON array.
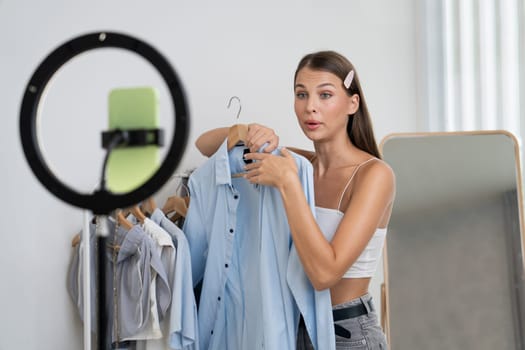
[[243, 148, 298, 188]]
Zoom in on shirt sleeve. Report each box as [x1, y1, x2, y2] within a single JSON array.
[[182, 175, 209, 287], [287, 153, 336, 350], [169, 226, 200, 349]]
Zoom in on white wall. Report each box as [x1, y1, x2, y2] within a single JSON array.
[[0, 0, 419, 347]]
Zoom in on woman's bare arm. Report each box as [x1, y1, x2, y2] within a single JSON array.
[[195, 127, 229, 157]]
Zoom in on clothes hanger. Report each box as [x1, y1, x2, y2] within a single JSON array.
[[119, 204, 145, 226], [71, 212, 133, 249], [225, 96, 250, 178], [163, 177, 190, 217], [170, 196, 190, 223], [229, 122, 249, 178], [226, 96, 248, 150], [71, 231, 81, 247], [162, 195, 189, 222], [100, 211, 131, 252], [227, 124, 249, 151], [130, 205, 146, 224], [117, 210, 134, 230], [140, 196, 157, 217], [227, 95, 242, 119]]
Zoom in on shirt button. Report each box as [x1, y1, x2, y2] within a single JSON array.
[[218, 296, 221, 301], [234, 195, 239, 199], [225, 264, 229, 268], [211, 330, 214, 335], [229, 228, 234, 233]]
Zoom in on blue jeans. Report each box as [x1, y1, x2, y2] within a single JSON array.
[[296, 293, 388, 350]]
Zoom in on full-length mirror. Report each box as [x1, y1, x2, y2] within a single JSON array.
[[381, 131, 525, 350]]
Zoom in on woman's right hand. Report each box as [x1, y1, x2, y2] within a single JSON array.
[[246, 123, 279, 153]]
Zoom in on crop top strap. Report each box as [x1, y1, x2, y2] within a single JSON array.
[[337, 158, 377, 212]]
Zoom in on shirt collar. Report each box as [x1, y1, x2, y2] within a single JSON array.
[[214, 139, 233, 186], [213, 139, 280, 186]]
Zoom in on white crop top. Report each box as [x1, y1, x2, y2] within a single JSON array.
[[315, 158, 387, 278], [316, 207, 386, 278]]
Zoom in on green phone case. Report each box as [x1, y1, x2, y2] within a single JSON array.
[[106, 87, 160, 193]]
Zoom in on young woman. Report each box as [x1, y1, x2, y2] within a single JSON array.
[[196, 51, 395, 349]]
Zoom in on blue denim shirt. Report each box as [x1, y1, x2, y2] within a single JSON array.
[[183, 140, 335, 350]]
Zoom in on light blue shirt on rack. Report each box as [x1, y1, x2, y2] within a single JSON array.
[[150, 209, 199, 350], [183, 140, 335, 350]]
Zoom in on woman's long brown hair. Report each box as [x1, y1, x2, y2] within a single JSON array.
[[294, 51, 381, 159]]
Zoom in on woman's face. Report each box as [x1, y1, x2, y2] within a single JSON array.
[[294, 67, 358, 142]]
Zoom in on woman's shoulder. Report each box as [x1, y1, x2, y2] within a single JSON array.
[[367, 157, 393, 171], [355, 157, 396, 188]]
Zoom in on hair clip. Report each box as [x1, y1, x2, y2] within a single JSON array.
[[343, 70, 354, 89]]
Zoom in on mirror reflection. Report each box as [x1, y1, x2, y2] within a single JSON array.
[[381, 131, 525, 350]]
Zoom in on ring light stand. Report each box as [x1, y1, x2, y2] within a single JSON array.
[[19, 32, 189, 349], [20, 31, 189, 214]]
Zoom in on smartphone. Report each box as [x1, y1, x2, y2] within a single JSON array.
[[106, 86, 160, 193]]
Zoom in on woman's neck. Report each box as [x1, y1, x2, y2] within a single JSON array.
[[313, 138, 369, 174], [314, 138, 357, 169]]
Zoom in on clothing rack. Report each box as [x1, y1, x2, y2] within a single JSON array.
[[82, 210, 91, 350]]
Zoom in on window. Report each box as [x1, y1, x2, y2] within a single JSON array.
[[420, 0, 524, 143]]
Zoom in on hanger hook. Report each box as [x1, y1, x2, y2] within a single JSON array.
[[175, 180, 190, 197], [227, 96, 242, 120]]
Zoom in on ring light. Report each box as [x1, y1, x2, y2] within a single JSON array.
[[19, 32, 189, 214]]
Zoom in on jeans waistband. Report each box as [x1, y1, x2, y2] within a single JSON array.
[[333, 296, 374, 321]]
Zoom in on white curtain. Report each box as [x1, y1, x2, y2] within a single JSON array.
[[419, 0, 524, 143]]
